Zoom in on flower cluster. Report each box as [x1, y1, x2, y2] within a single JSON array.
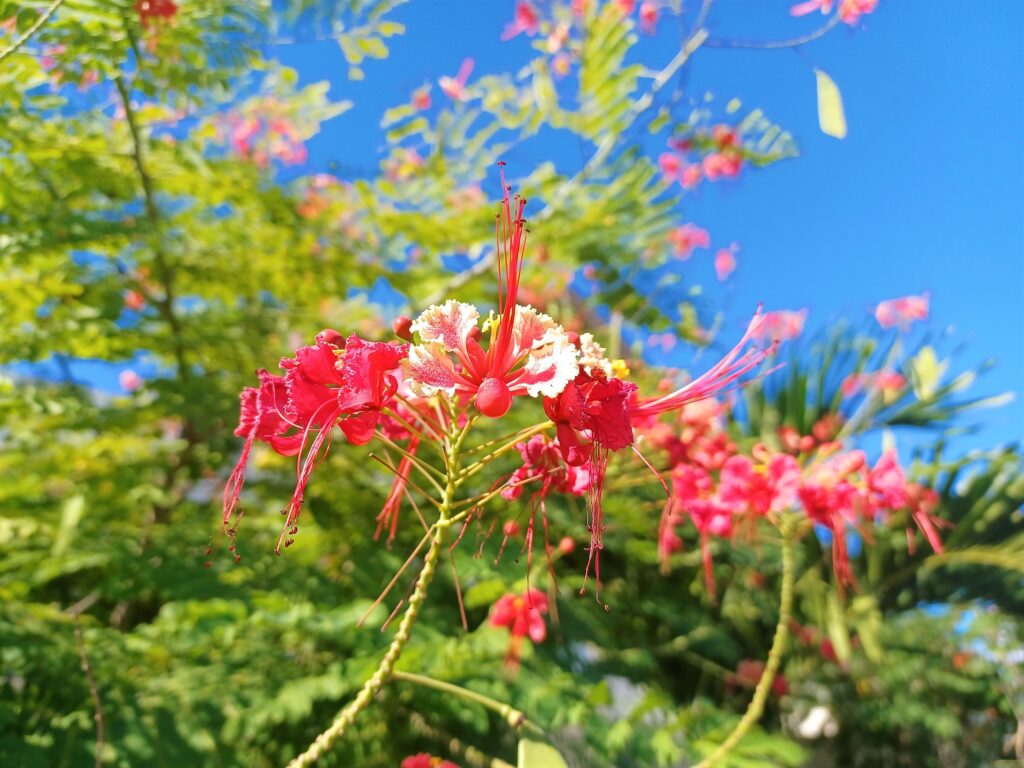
[[221, 101, 308, 167], [789, 0, 878, 26], [659, 125, 746, 191], [221, 164, 772, 592], [640, 399, 945, 599]]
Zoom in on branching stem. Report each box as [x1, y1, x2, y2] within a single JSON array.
[[694, 514, 797, 768]]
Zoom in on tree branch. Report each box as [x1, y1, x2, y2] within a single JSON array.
[[0, 0, 64, 65]]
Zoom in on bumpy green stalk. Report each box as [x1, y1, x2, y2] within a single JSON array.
[[694, 515, 797, 768], [287, 426, 465, 767], [392, 670, 545, 738]]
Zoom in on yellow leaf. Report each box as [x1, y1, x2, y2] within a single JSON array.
[[518, 739, 569, 768], [815, 68, 847, 139]]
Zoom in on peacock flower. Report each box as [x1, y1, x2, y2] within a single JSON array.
[[405, 167, 579, 418], [491, 589, 549, 669]]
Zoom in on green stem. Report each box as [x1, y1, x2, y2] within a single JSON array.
[[694, 515, 797, 768], [288, 428, 465, 767], [0, 0, 64, 64], [392, 671, 545, 738]]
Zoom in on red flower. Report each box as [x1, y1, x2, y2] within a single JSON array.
[[134, 0, 177, 25], [718, 453, 800, 517], [223, 332, 407, 553], [401, 755, 459, 768], [491, 589, 549, 669]]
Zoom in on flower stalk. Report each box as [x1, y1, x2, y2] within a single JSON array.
[[287, 420, 468, 767], [694, 513, 797, 768]]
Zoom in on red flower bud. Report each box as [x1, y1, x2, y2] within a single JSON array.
[[392, 315, 414, 342]]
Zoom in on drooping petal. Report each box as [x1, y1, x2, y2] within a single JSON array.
[[339, 409, 381, 446], [405, 342, 462, 397]]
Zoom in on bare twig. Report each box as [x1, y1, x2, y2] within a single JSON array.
[[0, 0, 65, 65], [71, 614, 105, 768], [705, 13, 841, 50]]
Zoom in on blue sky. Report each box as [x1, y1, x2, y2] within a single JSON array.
[[25, 1, 1021, 451], [277, 0, 1023, 449]]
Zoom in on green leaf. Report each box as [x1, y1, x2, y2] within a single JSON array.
[[910, 345, 946, 400], [462, 579, 507, 610], [518, 738, 569, 768], [815, 68, 847, 139]]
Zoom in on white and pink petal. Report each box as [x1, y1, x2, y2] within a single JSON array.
[[404, 343, 462, 397], [410, 300, 479, 351]]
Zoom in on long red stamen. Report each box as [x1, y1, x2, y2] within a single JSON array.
[[374, 436, 421, 545]]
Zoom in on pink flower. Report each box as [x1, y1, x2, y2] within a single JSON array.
[[491, 589, 549, 669], [751, 309, 807, 343], [719, 453, 801, 516], [867, 449, 906, 510], [123, 290, 146, 311], [412, 86, 431, 111], [491, 589, 548, 642], [639, 1, 659, 34], [667, 223, 711, 259], [872, 370, 906, 394], [702, 151, 743, 181], [714, 244, 738, 281], [439, 58, 475, 101], [680, 163, 703, 189], [841, 373, 867, 397], [658, 152, 681, 183], [501, 1, 540, 41], [838, 0, 877, 25], [789, 0, 833, 16], [875, 293, 928, 330], [119, 370, 142, 392], [502, 435, 591, 502]]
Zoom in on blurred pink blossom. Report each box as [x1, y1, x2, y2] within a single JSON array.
[[501, 1, 540, 41], [119, 370, 143, 392], [875, 293, 928, 330], [439, 58, 475, 101], [680, 163, 703, 188], [752, 309, 807, 342], [714, 244, 738, 281], [790, 0, 833, 16], [639, 1, 659, 34], [839, 0, 878, 25], [667, 223, 710, 259]]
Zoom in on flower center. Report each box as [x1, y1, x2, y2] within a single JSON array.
[[476, 377, 513, 418]]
